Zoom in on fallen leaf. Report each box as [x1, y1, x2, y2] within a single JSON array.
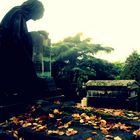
[[58, 131, 65, 136], [48, 113, 54, 118], [113, 122, 131, 131], [114, 136, 122, 140], [80, 119, 84, 123], [47, 130, 53, 134], [100, 127, 109, 135], [66, 128, 78, 136], [22, 122, 32, 127], [91, 131, 97, 135], [119, 124, 132, 131], [100, 119, 107, 127], [113, 111, 124, 116], [90, 115, 97, 121], [53, 109, 62, 114], [10, 117, 19, 125], [12, 131, 19, 139], [105, 135, 113, 139], [64, 121, 71, 128], [132, 117, 139, 120], [127, 113, 134, 117], [35, 125, 47, 131], [133, 129, 140, 136], [87, 137, 92, 140]]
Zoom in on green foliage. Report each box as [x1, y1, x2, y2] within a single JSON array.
[[51, 33, 115, 96], [81, 58, 121, 80], [112, 61, 123, 80], [51, 33, 113, 62], [120, 50, 140, 82]]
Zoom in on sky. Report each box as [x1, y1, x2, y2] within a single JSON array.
[[0, 0, 140, 62]]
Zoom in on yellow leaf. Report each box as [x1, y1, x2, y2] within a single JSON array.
[[53, 109, 61, 114], [80, 119, 84, 123], [127, 113, 134, 117], [10, 117, 19, 125], [100, 119, 107, 127], [64, 123, 69, 128], [36, 125, 47, 131], [66, 128, 78, 136], [91, 131, 97, 135], [58, 131, 65, 136], [133, 129, 140, 136], [22, 123, 32, 127], [48, 113, 54, 118], [114, 136, 122, 140]]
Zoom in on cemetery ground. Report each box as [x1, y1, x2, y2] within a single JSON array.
[[0, 97, 140, 140]]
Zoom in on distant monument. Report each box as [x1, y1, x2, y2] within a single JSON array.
[[0, 0, 45, 103]]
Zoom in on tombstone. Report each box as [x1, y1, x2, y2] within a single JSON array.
[[85, 80, 139, 111]]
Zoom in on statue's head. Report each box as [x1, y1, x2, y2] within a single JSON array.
[[21, 0, 44, 21]]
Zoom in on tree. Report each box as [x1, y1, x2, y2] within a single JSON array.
[[112, 61, 123, 80], [52, 33, 113, 64], [120, 50, 140, 82], [51, 33, 114, 99]]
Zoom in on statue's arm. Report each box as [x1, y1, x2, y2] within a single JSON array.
[[12, 14, 27, 39], [12, 14, 33, 62], [12, 14, 37, 76]]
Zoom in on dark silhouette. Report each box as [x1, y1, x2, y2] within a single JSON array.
[[0, 0, 45, 102]]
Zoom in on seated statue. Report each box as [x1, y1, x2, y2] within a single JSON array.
[[0, 0, 45, 103]]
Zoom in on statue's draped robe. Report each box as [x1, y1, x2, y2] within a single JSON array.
[[0, 7, 39, 98]]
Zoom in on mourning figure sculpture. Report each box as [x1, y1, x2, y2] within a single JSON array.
[[0, 0, 45, 102]]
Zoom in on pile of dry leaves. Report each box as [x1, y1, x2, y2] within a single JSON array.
[[0, 100, 140, 140]]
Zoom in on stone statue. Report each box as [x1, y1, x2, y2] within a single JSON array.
[[0, 0, 45, 102]]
